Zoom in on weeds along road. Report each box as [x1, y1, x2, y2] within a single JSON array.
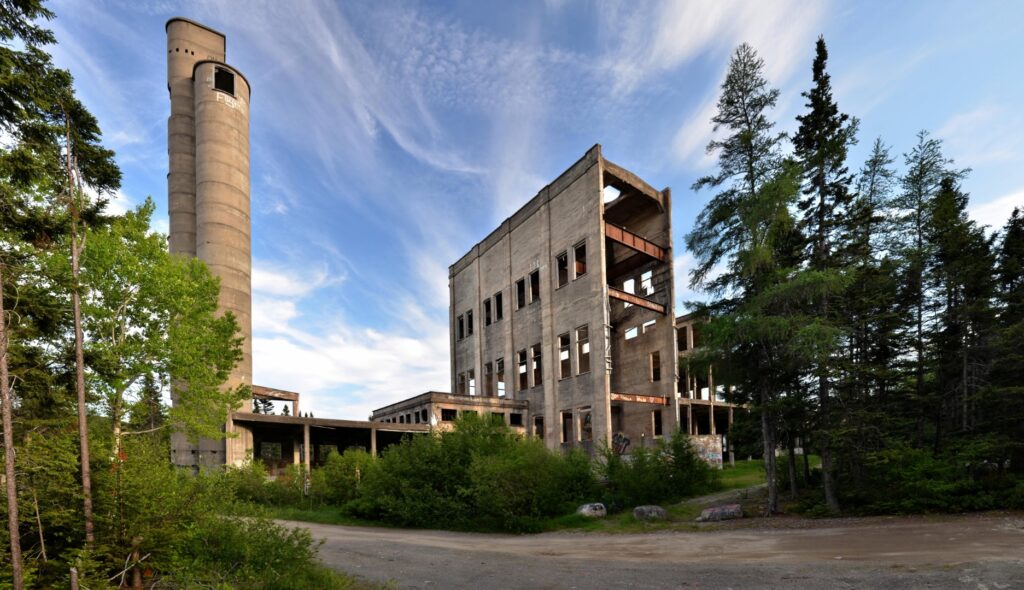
[[285, 513, 1024, 589]]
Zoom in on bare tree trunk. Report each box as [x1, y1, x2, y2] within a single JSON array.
[[32, 487, 46, 562], [1, 264, 25, 589], [65, 114, 94, 548], [787, 435, 799, 497], [761, 392, 778, 515]]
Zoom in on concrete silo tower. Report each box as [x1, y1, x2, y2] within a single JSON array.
[[166, 18, 253, 467]]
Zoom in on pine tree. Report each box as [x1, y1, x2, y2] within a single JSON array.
[[792, 36, 860, 513], [687, 43, 794, 514], [894, 132, 966, 450]]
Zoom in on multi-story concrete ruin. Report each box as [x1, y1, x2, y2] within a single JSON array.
[[443, 145, 679, 454]]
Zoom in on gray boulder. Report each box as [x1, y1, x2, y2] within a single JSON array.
[[576, 503, 607, 518], [632, 505, 668, 521], [696, 503, 743, 522]]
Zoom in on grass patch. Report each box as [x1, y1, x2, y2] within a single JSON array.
[[720, 459, 767, 489]]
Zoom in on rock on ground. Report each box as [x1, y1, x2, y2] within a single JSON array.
[[576, 503, 607, 518], [633, 505, 669, 521], [697, 503, 743, 522]]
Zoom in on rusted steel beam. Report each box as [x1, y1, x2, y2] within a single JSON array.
[[604, 223, 667, 261], [610, 392, 670, 405], [608, 286, 666, 314]]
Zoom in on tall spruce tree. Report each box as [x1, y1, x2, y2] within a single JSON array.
[[792, 36, 859, 512], [894, 132, 965, 449], [987, 208, 1024, 471], [686, 43, 794, 513]]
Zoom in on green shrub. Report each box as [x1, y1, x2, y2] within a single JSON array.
[[599, 431, 720, 511], [310, 447, 376, 506]]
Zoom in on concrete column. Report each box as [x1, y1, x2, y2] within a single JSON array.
[[370, 427, 377, 456], [686, 403, 693, 435], [728, 406, 735, 467], [303, 423, 311, 472]]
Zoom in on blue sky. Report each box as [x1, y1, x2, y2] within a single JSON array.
[[47, 0, 1024, 419]]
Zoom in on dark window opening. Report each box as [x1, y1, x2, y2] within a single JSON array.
[[677, 325, 689, 351], [457, 372, 466, 395], [496, 358, 506, 397], [517, 350, 528, 390], [561, 412, 573, 443], [509, 413, 523, 427], [529, 270, 541, 303], [441, 408, 457, 421], [214, 67, 235, 95], [651, 351, 661, 382], [556, 252, 569, 287], [484, 362, 493, 396], [531, 343, 542, 387], [558, 333, 571, 379], [574, 242, 587, 278], [494, 292, 504, 320], [484, 299, 492, 325], [490, 412, 505, 424], [466, 310, 474, 335], [421, 409, 429, 423], [515, 279, 526, 310], [534, 416, 544, 439], [653, 409, 663, 436], [457, 315, 465, 340]]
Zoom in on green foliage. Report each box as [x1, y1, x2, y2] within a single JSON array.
[[598, 431, 719, 511], [310, 447, 376, 506]]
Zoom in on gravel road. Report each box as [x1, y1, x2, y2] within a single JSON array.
[[285, 514, 1024, 589]]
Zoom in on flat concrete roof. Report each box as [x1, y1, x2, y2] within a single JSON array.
[[231, 412, 430, 433], [371, 391, 528, 417]]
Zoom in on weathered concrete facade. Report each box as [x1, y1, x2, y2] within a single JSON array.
[[371, 391, 529, 434], [449, 146, 678, 454], [166, 17, 253, 467]]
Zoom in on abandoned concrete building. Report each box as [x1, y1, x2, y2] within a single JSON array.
[[376, 146, 681, 455], [166, 18, 737, 472]]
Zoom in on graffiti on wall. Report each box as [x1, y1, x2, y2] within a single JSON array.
[[612, 432, 631, 455], [692, 435, 723, 468]]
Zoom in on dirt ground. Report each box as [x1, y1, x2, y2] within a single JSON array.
[[287, 512, 1024, 589]]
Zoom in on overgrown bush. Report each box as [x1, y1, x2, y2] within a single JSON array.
[[598, 431, 720, 511], [349, 414, 598, 532], [310, 447, 377, 506]]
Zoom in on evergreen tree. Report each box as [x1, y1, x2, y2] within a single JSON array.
[[792, 35, 860, 512], [686, 43, 795, 513], [894, 132, 966, 449]]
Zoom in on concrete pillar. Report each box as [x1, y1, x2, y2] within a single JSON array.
[[728, 406, 735, 467], [303, 423, 311, 473], [370, 428, 377, 456]]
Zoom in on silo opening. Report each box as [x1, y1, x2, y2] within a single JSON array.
[[214, 67, 235, 95]]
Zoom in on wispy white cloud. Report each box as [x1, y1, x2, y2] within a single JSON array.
[[600, 0, 826, 169], [969, 189, 1023, 232], [937, 104, 1024, 167]]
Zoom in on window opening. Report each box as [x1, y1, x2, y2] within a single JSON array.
[[651, 351, 661, 382], [653, 409, 663, 436], [574, 242, 587, 277], [468, 370, 476, 396], [641, 270, 654, 296], [677, 325, 689, 351], [484, 299, 492, 326], [529, 270, 541, 303], [457, 315, 465, 340], [531, 343, 542, 387], [441, 408, 457, 421], [642, 319, 657, 334], [517, 350, 528, 390], [558, 333, 571, 379], [576, 326, 590, 374], [515, 279, 526, 310], [625, 326, 638, 340], [623, 278, 635, 308], [534, 416, 544, 439], [456, 372, 466, 395], [483, 362, 493, 396], [494, 292, 504, 320], [214, 67, 235, 95], [561, 412, 573, 443], [496, 358, 506, 397], [580, 409, 593, 442], [509, 413, 523, 426], [556, 252, 569, 287], [466, 310, 474, 335]]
